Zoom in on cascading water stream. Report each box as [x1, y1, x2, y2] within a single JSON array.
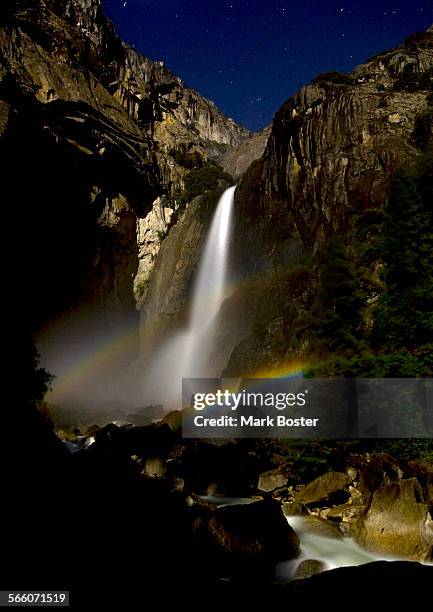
[[200, 498, 406, 579], [141, 186, 236, 409], [183, 185, 235, 377]]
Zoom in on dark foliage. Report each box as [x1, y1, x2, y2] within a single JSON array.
[[177, 161, 232, 207], [169, 146, 204, 169]]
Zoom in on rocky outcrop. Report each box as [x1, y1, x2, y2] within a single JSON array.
[[60, 0, 249, 150], [218, 126, 271, 179], [284, 453, 433, 562], [239, 30, 433, 250], [295, 559, 326, 579], [356, 478, 433, 561]]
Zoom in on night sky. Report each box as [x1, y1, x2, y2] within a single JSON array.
[[102, 0, 433, 131]]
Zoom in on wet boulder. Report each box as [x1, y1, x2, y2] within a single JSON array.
[[298, 516, 343, 540]]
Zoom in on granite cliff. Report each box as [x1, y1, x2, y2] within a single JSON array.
[[226, 26, 433, 375], [1, 0, 251, 384]]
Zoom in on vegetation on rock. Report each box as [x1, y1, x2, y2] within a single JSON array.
[[177, 161, 232, 207], [168, 146, 204, 169]]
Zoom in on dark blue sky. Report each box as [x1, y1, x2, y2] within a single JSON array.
[[102, 0, 433, 131]]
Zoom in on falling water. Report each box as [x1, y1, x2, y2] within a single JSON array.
[[183, 185, 235, 377], [141, 186, 236, 409]]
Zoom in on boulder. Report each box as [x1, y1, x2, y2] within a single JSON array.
[[258, 468, 288, 492], [294, 471, 349, 507], [200, 499, 300, 580], [295, 559, 326, 579], [299, 516, 343, 540], [282, 501, 309, 517], [141, 457, 166, 478], [123, 423, 176, 457], [350, 453, 402, 500], [327, 503, 363, 522], [286, 562, 433, 602], [356, 478, 433, 561], [170, 477, 185, 493]]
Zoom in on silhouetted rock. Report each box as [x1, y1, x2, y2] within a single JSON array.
[[198, 499, 300, 581], [285, 561, 433, 602]]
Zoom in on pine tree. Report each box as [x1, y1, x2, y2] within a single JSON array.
[[373, 169, 433, 349]]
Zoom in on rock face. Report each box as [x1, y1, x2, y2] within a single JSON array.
[[1, 0, 249, 392], [242, 31, 433, 250], [218, 126, 272, 179], [137, 189, 224, 353], [356, 478, 433, 561], [226, 27, 433, 375]]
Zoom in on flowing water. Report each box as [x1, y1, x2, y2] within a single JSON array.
[[141, 186, 236, 409], [183, 185, 235, 378], [276, 515, 387, 581], [201, 496, 396, 580]]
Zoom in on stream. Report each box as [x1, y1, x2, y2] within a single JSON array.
[[201, 495, 398, 581]]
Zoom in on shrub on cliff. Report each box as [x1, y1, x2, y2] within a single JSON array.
[[177, 162, 232, 207], [372, 166, 433, 352], [20, 334, 53, 406], [168, 146, 204, 169]]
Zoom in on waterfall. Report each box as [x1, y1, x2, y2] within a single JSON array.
[[141, 186, 236, 409], [183, 185, 235, 378]]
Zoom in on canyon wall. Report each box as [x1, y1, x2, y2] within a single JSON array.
[[226, 27, 433, 375], [1, 0, 250, 398]]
